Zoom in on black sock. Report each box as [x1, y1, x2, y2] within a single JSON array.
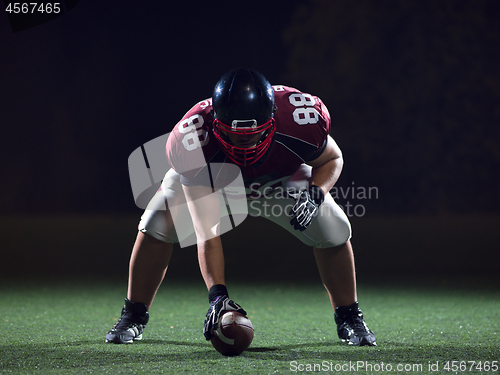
[[208, 284, 228, 302]]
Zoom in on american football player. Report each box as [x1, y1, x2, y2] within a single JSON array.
[[106, 68, 376, 347]]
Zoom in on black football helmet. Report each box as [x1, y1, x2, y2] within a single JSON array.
[[212, 68, 276, 166]]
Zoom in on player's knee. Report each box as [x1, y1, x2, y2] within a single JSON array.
[[332, 221, 352, 247], [138, 209, 177, 244], [139, 226, 176, 244], [140, 230, 175, 245], [315, 214, 352, 249], [336, 218, 352, 246]]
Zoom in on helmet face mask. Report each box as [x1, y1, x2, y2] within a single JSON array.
[[212, 68, 276, 167], [213, 117, 276, 167]]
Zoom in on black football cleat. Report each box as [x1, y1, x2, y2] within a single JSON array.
[[106, 298, 149, 344], [334, 302, 376, 346]]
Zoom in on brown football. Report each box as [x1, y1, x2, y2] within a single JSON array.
[[210, 311, 254, 356]]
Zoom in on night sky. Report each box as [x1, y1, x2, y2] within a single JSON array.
[[1, 0, 499, 216]]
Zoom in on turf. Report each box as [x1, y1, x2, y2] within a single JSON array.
[[0, 277, 498, 374]]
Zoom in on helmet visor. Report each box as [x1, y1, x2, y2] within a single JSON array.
[[214, 118, 273, 136]]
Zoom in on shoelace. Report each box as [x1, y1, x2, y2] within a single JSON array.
[[111, 313, 139, 331], [342, 313, 370, 334]]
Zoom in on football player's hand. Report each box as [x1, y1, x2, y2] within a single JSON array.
[[203, 296, 247, 340], [289, 185, 325, 231]]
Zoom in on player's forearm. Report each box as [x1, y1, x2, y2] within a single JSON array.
[[311, 155, 343, 194], [198, 236, 225, 290]]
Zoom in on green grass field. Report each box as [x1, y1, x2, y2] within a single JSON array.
[[1, 276, 498, 374]]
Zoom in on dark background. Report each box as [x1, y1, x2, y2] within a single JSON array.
[[1, 0, 499, 281]]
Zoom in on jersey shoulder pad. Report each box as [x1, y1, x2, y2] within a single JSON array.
[[167, 98, 216, 176], [271, 86, 330, 161]]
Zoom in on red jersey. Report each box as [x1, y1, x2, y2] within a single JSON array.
[[166, 85, 331, 194]]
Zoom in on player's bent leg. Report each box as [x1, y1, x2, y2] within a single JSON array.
[[314, 241, 376, 346], [313, 240, 357, 309], [128, 231, 173, 309], [258, 166, 375, 346], [129, 171, 182, 309], [107, 171, 184, 344], [106, 232, 173, 344]]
